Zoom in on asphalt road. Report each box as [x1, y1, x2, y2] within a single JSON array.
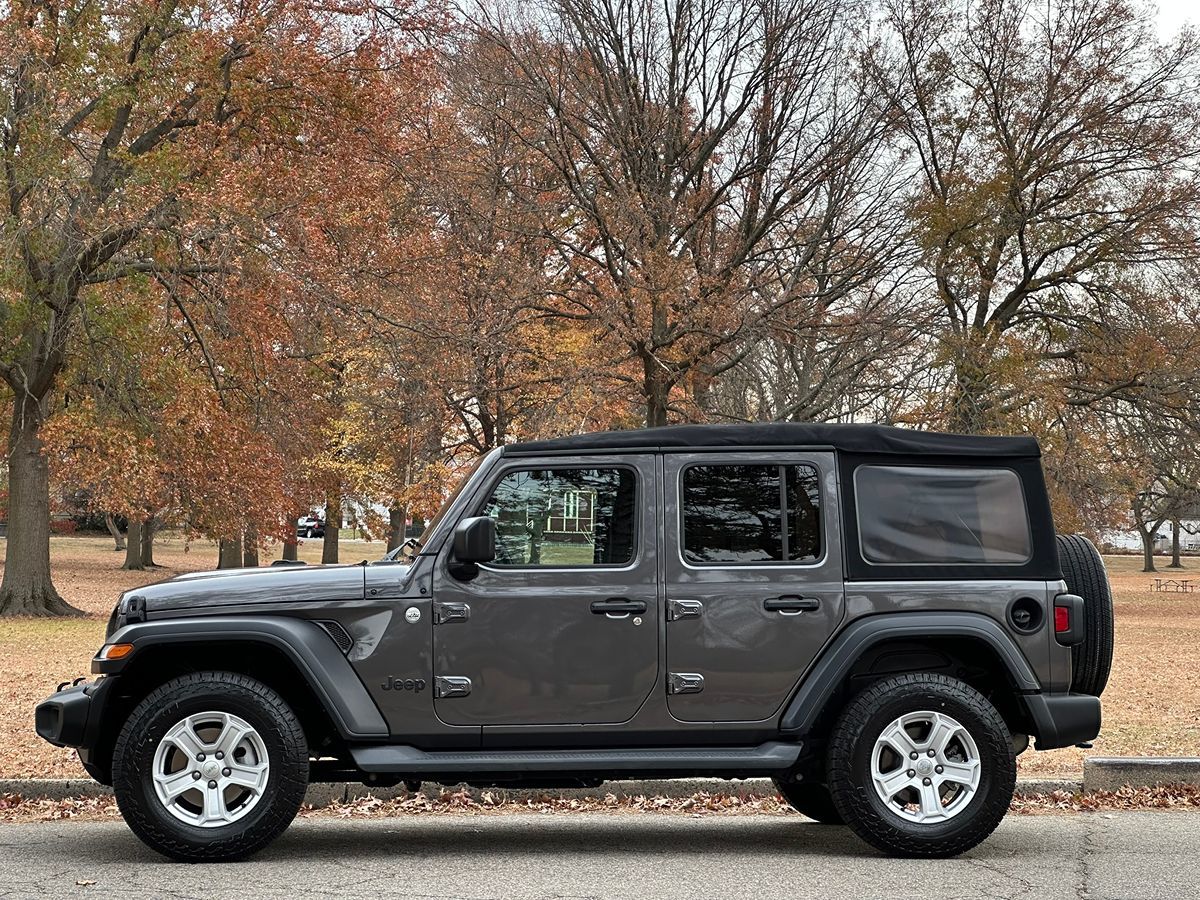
[[2, 811, 1199, 899]]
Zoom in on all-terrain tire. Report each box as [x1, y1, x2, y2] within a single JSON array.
[[112, 671, 308, 862], [826, 673, 1016, 858], [1056, 534, 1115, 696], [773, 779, 844, 824]]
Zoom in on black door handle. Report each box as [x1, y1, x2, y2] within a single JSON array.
[[764, 596, 820, 613], [590, 599, 647, 615]]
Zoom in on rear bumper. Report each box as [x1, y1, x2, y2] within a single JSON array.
[[35, 677, 113, 751], [1025, 692, 1101, 750]]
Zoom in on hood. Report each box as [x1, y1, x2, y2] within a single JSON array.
[[117, 563, 378, 616]]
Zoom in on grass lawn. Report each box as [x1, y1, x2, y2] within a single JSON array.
[[0, 538, 1196, 780]]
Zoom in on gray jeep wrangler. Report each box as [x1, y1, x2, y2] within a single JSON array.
[[36, 423, 1111, 860]]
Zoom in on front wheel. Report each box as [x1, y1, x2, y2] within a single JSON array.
[[826, 673, 1015, 858], [112, 672, 309, 861]]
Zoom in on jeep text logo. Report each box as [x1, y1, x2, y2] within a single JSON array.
[[380, 676, 426, 692]]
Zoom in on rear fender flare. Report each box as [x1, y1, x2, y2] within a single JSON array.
[[779, 612, 1041, 735]]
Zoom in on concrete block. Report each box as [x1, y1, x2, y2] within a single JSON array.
[[0, 779, 109, 801], [1084, 757, 1200, 792]]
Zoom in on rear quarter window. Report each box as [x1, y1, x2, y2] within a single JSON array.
[[854, 465, 1031, 565]]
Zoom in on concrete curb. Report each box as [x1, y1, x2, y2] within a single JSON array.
[[2, 776, 1085, 806], [8, 760, 1198, 806], [1083, 758, 1200, 792]]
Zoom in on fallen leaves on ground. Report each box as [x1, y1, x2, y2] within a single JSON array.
[[300, 789, 794, 819], [0, 793, 120, 823], [1011, 784, 1200, 813]]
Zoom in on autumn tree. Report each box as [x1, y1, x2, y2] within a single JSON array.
[[0, 0, 433, 613], [874, 0, 1200, 434], [695, 275, 934, 424], [477, 0, 903, 427], [43, 283, 174, 570], [405, 37, 604, 451]]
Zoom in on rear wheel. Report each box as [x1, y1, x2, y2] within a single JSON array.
[[827, 673, 1015, 857], [112, 672, 308, 862], [773, 779, 843, 824]]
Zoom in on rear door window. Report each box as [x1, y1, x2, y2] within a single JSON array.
[[854, 466, 1031, 565], [681, 464, 821, 564]]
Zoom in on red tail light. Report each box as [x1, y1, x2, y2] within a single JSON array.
[[1054, 605, 1070, 633]]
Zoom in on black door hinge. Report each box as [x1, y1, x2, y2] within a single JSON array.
[[434, 676, 472, 699]]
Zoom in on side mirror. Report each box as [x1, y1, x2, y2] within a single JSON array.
[[453, 516, 496, 564]]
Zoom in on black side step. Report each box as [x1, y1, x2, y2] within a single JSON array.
[[349, 741, 802, 775]]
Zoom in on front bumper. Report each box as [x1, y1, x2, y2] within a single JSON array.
[[1026, 692, 1102, 750], [35, 677, 113, 751]]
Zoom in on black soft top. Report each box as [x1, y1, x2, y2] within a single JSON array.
[[505, 423, 1040, 458]]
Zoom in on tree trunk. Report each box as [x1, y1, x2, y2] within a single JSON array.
[[1169, 518, 1183, 568], [218, 538, 243, 569], [388, 505, 408, 552], [1140, 527, 1158, 573], [123, 518, 145, 570], [282, 538, 298, 562], [642, 354, 671, 428], [105, 513, 127, 551], [322, 498, 341, 564], [0, 404, 82, 616], [243, 526, 259, 567], [947, 337, 999, 435], [140, 515, 157, 567]]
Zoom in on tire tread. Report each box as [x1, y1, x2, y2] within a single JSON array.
[[1055, 534, 1114, 696]]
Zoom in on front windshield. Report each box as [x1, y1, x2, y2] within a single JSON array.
[[390, 454, 485, 562]]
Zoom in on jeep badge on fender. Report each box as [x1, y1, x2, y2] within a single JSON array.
[[381, 676, 426, 692]]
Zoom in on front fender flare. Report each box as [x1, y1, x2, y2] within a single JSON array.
[[779, 612, 1042, 735], [96, 616, 388, 739]]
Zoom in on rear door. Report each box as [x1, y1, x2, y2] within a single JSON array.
[[431, 454, 658, 727], [662, 451, 844, 722]]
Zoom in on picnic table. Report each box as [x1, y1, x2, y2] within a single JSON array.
[[1151, 577, 1196, 592]]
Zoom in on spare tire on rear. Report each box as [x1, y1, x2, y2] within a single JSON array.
[[1055, 534, 1114, 696]]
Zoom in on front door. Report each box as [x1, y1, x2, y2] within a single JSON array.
[[663, 451, 845, 722], [432, 454, 658, 726]]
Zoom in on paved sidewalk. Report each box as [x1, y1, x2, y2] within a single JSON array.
[[1, 810, 1198, 899]]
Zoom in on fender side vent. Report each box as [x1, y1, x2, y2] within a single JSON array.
[[316, 620, 353, 654]]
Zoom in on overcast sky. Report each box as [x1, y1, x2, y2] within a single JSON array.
[[1157, 0, 1196, 33]]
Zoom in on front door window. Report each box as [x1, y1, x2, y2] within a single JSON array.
[[481, 467, 637, 567]]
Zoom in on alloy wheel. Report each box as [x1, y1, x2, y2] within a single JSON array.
[[869, 709, 981, 824], [151, 711, 271, 828]]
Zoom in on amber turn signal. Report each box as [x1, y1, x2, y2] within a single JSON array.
[[99, 643, 134, 660]]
